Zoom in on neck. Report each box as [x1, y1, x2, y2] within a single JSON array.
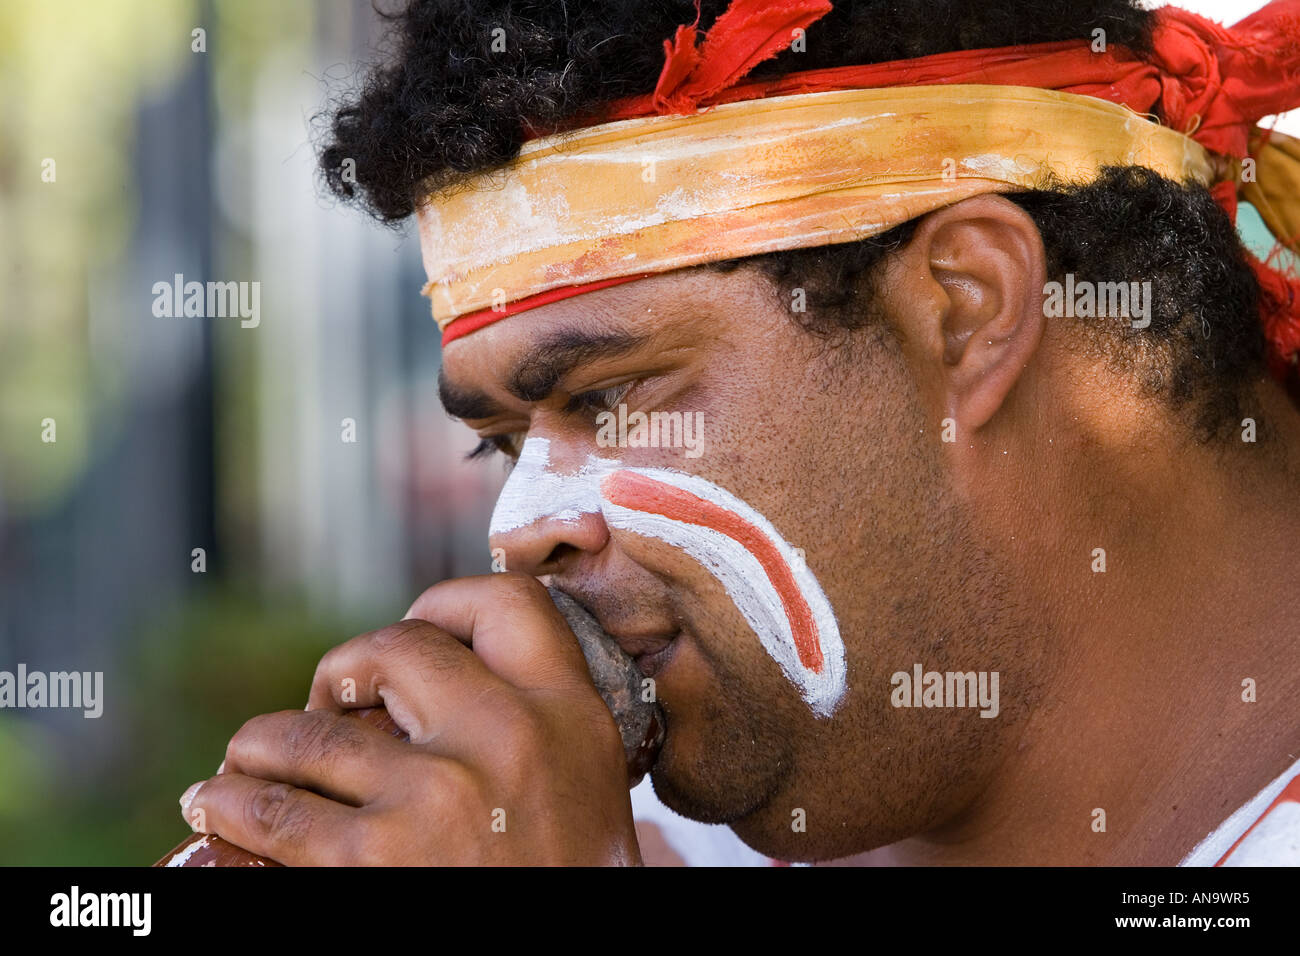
[[866, 379, 1300, 865]]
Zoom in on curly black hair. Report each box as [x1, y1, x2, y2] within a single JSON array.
[[318, 0, 1266, 438]]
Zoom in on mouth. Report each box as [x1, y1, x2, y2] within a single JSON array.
[[596, 626, 679, 678], [630, 632, 680, 679], [550, 585, 682, 679], [573, 616, 676, 682]]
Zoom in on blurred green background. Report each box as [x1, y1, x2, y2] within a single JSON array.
[[0, 0, 507, 864]]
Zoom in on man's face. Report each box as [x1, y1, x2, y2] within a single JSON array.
[[439, 263, 1030, 860]]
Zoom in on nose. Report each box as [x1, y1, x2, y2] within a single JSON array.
[[487, 434, 613, 576], [489, 511, 610, 577]]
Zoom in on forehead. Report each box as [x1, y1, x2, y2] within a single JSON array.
[[438, 265, 769, 389]]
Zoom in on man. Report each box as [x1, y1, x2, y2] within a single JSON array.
[[177, 0, 1300, 865]]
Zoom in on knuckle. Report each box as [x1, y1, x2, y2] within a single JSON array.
[[283, 711, 362, 768], [368, 620, 433, 660], [369, 622, 461, 688], [320, 714, 366, 756], [281, 713, 329, 764], [229, 713, 265, 745], [313, 642, 348, 680], [247, 782, 313, 847], [309, 643, 361, 706], [225, 712, 273, 762]]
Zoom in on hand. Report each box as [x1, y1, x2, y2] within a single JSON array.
[[177, 573, 643, 865]]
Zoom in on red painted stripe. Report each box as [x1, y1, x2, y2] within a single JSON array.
[[441, 273, 658, 345], [602, 470, 823, 672]]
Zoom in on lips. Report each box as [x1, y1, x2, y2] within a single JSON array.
[[625, 632, 680, 678], [596, 624, 680, 679], [552, 588, 679, 677], [599, 626, 673, 657]]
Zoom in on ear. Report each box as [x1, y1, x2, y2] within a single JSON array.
[[881, 194, 1048, 432]]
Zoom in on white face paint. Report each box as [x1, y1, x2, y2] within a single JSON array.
[[489, 437, 611, 533], [490, 437, 846, 717]]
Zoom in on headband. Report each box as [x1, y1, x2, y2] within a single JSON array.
[[417, 0, 1300, 382]]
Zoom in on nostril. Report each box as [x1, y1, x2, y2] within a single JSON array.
[[495, 511, 610, 577], [543, 542, 579, 570]]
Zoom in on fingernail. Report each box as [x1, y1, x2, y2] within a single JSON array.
[[383, 696, 422, 743], [216, 760, 225, 775], [179, 781, 203, 813]]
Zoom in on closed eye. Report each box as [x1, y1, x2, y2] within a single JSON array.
[[464, 381, 638, 464], [464, 435, 519, 462], [562, 381, 635, 415]]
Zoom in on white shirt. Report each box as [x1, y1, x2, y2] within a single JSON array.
[[630, 777, 775, 866], [1180, 755, 1300, 866]]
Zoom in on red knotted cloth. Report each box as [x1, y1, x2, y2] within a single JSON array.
[[537, 0, 1300, 384]]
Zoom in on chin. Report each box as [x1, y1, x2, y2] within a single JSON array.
[[644, 633, 809, 836], [645, 729, 780, 827]]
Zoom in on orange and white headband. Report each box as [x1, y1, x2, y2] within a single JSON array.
[[416, 0, 1300, 380]]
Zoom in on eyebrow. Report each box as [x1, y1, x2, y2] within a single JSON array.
[[438, 328, 653, 421]]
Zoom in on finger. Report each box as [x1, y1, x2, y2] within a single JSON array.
[[306, 618, 515, 749], [179, 772, 365, 867], [221, 709, 414, 806], [403, 573, 591, 691]]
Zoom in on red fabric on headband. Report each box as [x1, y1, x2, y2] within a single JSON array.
[[649, 0, 835, 115], [453, 0, 1300, 383], [607, 1, 1300, 164]]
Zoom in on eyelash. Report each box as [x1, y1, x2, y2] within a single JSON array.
[[563, 382, 635, 415], [464, 382, 637, 463], [464, 435, 518, 462]]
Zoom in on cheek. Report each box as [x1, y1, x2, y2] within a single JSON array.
[[606, 530, 759, 667], [608, 528, 802, 733], [606, 530, 727, 624], [601, 469, 847, 717]]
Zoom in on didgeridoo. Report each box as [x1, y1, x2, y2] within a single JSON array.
[[155, 586, 665, 866]]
